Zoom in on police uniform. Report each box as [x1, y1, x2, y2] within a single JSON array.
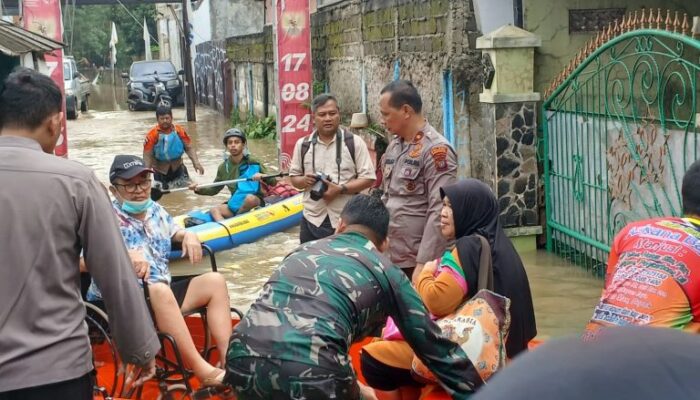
[[380, 122, 457, 270]]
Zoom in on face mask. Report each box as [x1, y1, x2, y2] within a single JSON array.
[[121, 198, 154, 214]]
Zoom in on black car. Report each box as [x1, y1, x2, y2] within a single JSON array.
[[122, 61, 184, 109]]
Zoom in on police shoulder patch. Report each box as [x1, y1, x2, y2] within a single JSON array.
[[430, 145, 449, 172]]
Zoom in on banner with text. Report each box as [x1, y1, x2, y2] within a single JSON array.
[[275, 0, 313, 171], [23, 0, 68, 157]]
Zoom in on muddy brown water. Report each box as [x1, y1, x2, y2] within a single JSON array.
[[69, 84, 603, 340]]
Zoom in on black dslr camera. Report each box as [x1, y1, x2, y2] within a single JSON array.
[[309, 173, 329, 201]]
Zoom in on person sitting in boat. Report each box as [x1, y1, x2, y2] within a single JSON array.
[[585, 159, 700, 335], [143, 105, 204, 189], [225, 194, 483, 400], [86, 155, 230, 387], [361, 179, 536, 399], [189, 127, 275, 221]]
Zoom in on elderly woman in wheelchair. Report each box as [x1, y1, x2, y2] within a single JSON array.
[[84, 155, 232, 389]]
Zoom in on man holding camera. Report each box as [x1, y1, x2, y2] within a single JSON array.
[[289, 94, 376, 243]]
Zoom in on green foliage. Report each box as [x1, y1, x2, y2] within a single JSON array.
[[365, 122, 389, 155], [312, 81, 326, 97], [230, 108, 242, 127], [64, 4, 158, 68], [245, 116, 277, 140], [230, 112, 277, 140]]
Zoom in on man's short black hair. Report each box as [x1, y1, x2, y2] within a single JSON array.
[[156, 104, 172, 117], [682, 160, 700, 217], [311, 93, 338, 113], [0, 68, 62, 130], [380, 80, 422, 114], [340, 194, 390, 242]]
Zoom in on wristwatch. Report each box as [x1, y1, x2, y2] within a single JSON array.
[[340, 184, 348, 194]]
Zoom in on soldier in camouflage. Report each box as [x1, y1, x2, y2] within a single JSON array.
[[225, 194, 483, 399]]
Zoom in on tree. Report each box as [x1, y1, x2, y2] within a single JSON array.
[[65, 4, 158, 68]]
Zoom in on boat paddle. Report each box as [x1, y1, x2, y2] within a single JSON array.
[[150, 172, 288, 201]]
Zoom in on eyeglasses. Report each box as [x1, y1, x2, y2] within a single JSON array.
[[114, 179, 152, 193]]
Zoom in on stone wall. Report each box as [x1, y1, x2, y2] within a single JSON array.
[[494, 102, 538, 227]]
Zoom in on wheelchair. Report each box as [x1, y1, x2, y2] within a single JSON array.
[[84, 244, 242, 400]]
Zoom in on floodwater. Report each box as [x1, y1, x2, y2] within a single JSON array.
[[69, 84, 603, 340]]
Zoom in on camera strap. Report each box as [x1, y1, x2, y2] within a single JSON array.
[[308, 131, 342, 184], [335, 130, 342, 183]]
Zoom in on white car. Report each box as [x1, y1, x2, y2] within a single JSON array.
[[63, 57, 90, 119]]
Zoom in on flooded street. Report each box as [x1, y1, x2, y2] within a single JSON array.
[[70, 84, 300, 314], [69, 84, 602, 339]]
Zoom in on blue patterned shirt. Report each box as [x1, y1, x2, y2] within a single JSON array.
[[86, 200, 181, 301]]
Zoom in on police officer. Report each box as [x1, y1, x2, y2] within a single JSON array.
[[378, 80, 458, 281]]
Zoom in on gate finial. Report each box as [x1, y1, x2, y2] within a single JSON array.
[[632, 11, 639, 30], [646, 8, 654, 29], [586, 38, 594, 56], [655, 8, 662, 30], [640, 8, 646, 29], [665, 10, 672, 31], [673, 11, 680, 33], [681, 13, 689, 36]]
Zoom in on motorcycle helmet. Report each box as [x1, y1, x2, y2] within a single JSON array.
[[222, 128, 246, 145]]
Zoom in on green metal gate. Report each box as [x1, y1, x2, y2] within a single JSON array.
[[542, 16, 700, 275]]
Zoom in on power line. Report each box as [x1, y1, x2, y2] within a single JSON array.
[[112, 0, 159, 45]]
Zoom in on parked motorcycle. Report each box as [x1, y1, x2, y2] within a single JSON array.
[[126, 74, 173, 111]]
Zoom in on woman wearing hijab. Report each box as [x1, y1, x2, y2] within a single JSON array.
[[360, 179, 536, 400]]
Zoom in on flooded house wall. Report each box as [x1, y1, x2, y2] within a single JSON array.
[[310, 0, 490, 188], [311, 0, 483, 135]]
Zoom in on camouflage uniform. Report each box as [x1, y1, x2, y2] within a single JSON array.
[[226, 232, 482, 399], [380, 122, 458, 270]]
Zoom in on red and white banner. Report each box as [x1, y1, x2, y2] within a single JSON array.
[[274, 0, 312, 171], [23, 0, 68, 157]]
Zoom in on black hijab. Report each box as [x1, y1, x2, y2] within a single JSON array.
[[440, 179, 537, 358]]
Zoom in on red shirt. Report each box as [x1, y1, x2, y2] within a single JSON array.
[[587, 217, 700, 333]]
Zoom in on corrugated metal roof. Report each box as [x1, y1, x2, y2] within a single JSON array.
[[0, 20, 64, 57]]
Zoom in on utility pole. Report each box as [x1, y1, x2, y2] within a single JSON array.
[[181, 0, 196, 121]]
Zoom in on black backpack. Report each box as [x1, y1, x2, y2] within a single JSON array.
[[299, 129, 356, 176]]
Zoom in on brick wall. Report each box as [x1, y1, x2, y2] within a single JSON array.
[[219, 0, 486, 186]]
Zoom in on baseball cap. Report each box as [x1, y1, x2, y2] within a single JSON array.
[[222, 128, 246, 145], [109, 155, 154, 183]]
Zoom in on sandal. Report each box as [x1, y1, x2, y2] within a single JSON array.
[[201, 367, 226, 388]]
